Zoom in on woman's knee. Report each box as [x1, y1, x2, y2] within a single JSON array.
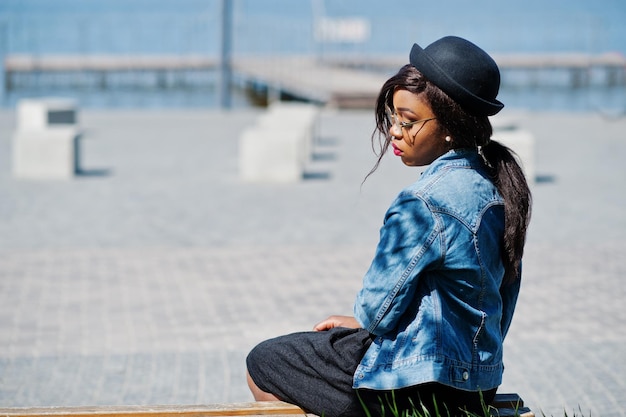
[[246, 370, 279, 401]]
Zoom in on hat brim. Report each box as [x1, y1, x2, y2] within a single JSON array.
[[410, 43, 504, 116]]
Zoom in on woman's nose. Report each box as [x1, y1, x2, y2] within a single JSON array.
[[389, 123, 402, 138]]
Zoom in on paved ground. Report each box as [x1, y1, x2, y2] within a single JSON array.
[[0, 107, 625, 416]]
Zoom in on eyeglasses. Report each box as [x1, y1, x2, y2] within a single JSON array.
[[385, 105, 436, 131]]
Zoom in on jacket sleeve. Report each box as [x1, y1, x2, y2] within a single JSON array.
[[499, 265, 522, 339], [354, 191, 443, 336]]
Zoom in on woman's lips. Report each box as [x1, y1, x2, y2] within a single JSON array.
[[392, 143, 402, 156]]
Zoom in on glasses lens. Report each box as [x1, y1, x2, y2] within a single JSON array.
[[386, 107, 398, 128]]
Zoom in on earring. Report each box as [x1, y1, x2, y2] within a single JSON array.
[[445, 136, 452, 143]]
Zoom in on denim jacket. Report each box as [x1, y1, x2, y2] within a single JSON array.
[[353, 149, 520, 392]]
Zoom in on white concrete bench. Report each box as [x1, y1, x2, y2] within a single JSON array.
[[490, 114, 535, 186], [239, 102, 320, 183], [239, 127, 308, 183], [260, 102, 320, 157], [12, 98, 81, 180]]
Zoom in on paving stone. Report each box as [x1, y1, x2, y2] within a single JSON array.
[[0, 109, 625, 416]]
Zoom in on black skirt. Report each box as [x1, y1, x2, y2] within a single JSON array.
[[246, 327, 497, 417], [246, 327, 373, 417]]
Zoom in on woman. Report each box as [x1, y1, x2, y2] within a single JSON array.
[[246, 36, 532, 417]]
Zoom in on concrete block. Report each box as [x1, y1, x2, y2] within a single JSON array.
[[255, 114, 310, 168], [12, 98, 81, 180], [490, 113, 520, 132], [259, 102, 320, 161], [491, 129, 535, 185], [12, 128, 80, 179], [239, 127, 306, 183], [268, 103, 319, 132], [17, 98, 77, 131], [238, 102, 320, 183]]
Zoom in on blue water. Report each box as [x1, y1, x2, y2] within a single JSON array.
[[1, 0, 625, 111]]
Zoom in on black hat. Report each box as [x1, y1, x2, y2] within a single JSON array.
[[409, 36, 503, 116]]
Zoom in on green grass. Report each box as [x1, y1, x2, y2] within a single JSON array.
[[355, 390, 592, 417]]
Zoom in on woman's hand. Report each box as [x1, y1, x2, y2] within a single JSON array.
[[313, 315, 362, 331]]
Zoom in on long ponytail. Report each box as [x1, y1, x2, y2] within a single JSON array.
[[481, 140, 532, 285]]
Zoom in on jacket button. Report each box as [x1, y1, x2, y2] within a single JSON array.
[[462, 371, 469, 381]]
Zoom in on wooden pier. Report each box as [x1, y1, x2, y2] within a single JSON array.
[[234, 55, 385, 108], [4, 54, 219, 72], [3, 52, 625, 108]]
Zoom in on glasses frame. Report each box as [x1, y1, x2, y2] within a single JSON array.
[[385, 105, 436, 131]]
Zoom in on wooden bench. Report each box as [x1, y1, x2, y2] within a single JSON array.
[[0, 393, 533, 417]]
